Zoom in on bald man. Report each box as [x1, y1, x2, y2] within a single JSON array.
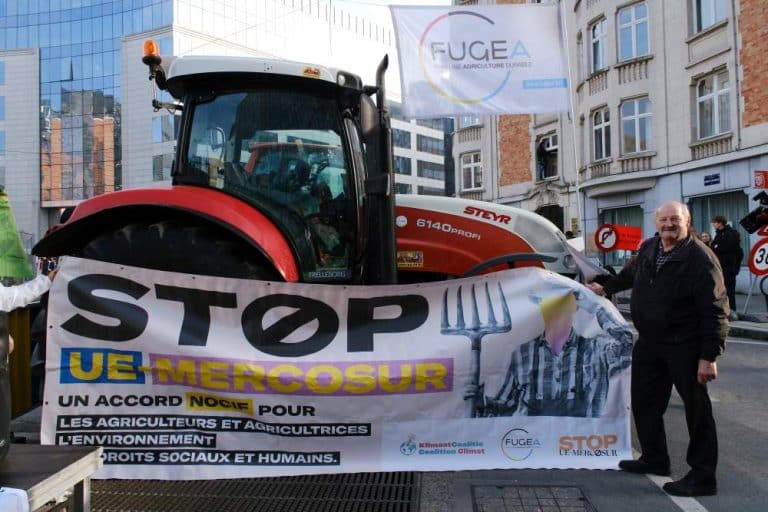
[[587, 201, 728, 497]]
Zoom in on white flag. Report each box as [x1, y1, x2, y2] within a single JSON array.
[[390, 4, 569, 118]]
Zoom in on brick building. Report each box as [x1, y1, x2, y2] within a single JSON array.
[[453, 0, 768, 286]]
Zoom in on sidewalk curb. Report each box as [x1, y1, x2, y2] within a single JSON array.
[[727, 324, 768, 341]]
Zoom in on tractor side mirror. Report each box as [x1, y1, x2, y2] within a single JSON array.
[[359, 94, 379, 143]]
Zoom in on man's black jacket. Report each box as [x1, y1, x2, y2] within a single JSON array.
[[712, 225, 742, 270], [601, 235, 728, 361]]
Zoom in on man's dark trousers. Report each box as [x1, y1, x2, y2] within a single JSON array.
[[631, 339, 718, 482]]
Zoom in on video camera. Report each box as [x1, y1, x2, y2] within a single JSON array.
[[740, 191, 768, 234]]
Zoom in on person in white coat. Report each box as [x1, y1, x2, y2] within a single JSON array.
[[1, 268, 57, 354]]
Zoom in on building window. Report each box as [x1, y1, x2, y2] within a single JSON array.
[[395, 182, 413, 194], [618, 2, 649, 61], [416, 118, 444, 130], [695, 0, 727, 32], [697, 69, 730, 139], [461, 152, 482, 190], [394, 155, 412, 175], [416, 134, 444, 155], [152, 117, 163, 144], [590, 18, 607, 73], [621, 97, 652, 153], [153, 115, 177, 143], [392, 128, 411, 149], [417, 186, 443, 196], [537, 133, 558, 180], [458, 115, 481, 129], [689, 191, 748, 261], [417, 160, 444, 180], [152, 153, 173, 181], [592, 107, 611, 160], [601, 206, 643, 267]]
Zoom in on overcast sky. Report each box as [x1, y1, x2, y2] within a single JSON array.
[[336, 0, 452, 18]]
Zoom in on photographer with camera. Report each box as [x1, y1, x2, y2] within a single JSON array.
[[711, 215, 743, 320]]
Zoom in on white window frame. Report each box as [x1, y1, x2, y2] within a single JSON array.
[[696, 69, 730, 139], [457, 115, 482, 129], [695, 0, 727, 32], [620, 97, 652, 154], [618, 2, 649, 61], [592, 107, 611, 161], [537, 133, 559, 180], [461, 151, 482, 191], [590, 18, 608, 73], [543, 133, 558, 151]]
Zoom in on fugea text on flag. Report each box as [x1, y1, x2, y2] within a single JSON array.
[[390, 4, 569, 118]]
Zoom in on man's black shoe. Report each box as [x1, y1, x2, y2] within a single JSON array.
[[618, 459, 671, 476], [663, 474, 717, 497]]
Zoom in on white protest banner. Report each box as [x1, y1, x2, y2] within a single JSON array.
[[43, 258, 632, 480], [390, 4, 569, 118]]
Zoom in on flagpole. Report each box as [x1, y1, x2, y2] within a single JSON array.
[[558, 0, 584, 244]]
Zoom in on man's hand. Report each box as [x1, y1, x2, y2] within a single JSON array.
[[463, 382, 484, 401], [697, 359, 718, 385], [586, 282, 606, 296], [574, 287, 600, 315]]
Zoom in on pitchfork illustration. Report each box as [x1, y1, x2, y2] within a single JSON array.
[[441, 282, 512, 418]]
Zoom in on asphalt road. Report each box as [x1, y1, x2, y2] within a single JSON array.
[[659, 336, 768, 512], [418, 336, 768, 512]]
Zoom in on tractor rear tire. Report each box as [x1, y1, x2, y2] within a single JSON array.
[[79, 219, 282, 280]]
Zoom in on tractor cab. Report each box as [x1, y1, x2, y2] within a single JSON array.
[[144, 44, 396, 284], [179, 86, 358, 281]]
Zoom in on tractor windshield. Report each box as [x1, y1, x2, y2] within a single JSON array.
[[183, 89, 355, 281]]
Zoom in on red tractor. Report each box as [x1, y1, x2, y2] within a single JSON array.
[[33, 42, 575, 285]]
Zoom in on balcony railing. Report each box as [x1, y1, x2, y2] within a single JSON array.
[[588, 159, 611, 179], [691, 134, 732, 160], [457, 126, 482, 143], [616, 56, 651, 84], [619, 152, 655, 173], [587, 69, 609, 95]]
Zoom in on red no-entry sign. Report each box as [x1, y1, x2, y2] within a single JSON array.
[[594, 224, 642, 252]]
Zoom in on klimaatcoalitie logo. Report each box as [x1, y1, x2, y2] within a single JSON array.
[[418, 11, 530, 105]]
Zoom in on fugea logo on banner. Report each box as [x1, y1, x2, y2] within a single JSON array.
[[500, 428, 541, 461], [419, 11, 533, 105]]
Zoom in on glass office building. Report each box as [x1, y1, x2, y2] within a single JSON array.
[[0, 0, 447, 244], [0, 0, 172, 206]]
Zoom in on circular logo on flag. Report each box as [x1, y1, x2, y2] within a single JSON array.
[[418, 11, 512, 105]]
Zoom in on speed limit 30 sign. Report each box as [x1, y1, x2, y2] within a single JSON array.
[[748, 238, 768, 276]]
